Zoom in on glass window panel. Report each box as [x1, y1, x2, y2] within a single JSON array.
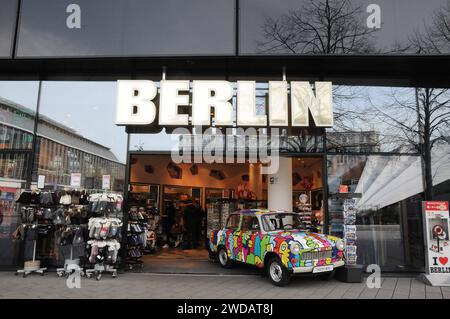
[[240, 0, 450, 55], [0, 0, 17, 58], [17, 0, 234, 58], [327, 154, 425, 271], [327, 86, 424, 153], [35, 81, 126, 191], [0, 81, 39, 266]]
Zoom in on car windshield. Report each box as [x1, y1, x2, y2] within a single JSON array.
[[261, 213, 306, 232]]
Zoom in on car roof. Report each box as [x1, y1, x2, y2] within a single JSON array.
[[232, 209, 292, 216]]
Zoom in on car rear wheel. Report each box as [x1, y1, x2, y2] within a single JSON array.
[[266, 257, 291, 286], [217, 247, 233, 268]]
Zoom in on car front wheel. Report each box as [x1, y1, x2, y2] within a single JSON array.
[[266, 257, 291, 286], [217, 247, 233, 268]]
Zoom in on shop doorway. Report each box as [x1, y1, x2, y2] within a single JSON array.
[[126, 153, 324, 272]]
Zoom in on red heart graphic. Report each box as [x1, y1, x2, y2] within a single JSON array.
[[439, 257, 448, 265]]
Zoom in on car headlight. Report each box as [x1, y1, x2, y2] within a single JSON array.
[[290, 242, 301, 255], [336, 239, 345, 251]]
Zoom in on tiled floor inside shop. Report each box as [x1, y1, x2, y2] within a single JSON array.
[[135, 248, 260, 275], [0, 269, 448, 299]]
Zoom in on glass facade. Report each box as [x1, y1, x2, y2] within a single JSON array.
[[0, 79, 448, 273], [0, 81, 126, 267], [33, 137, 125, 191], [327, 155, 424, 271], [240, 0, 450, 55], [17, 0, 235, 58]]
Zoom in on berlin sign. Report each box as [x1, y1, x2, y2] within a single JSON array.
[[115, 80, 333, 129]]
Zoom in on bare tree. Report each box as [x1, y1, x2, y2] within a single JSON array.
[[411, 1, 450, 54], [381, 1, 450, 199], [369, 88, 450, 200], [257, 0, 382, 153], [257, 0, 377, 54]]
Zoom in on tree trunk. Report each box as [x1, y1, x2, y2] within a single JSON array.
[[422, 89, 434, 200], [422, 144, 433, 200]]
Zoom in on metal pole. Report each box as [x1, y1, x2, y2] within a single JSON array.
[[26, 81, 43, 189], [32, 240, 36, 262], [162, 66, 167, 80], [120, 133, 131, 271]]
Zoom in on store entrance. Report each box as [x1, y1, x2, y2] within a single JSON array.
[[126, 154, 324, 272]]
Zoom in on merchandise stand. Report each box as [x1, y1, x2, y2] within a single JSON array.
[[14, 191, 50, 278], [85, 261, 118, 281], [84, 193, 123, 281], [56, 221, 88, 278], [126, 208, 147, 270], [16, 235, 47, 277]]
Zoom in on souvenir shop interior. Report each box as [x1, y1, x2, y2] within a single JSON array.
[[126, 154, 324, 266], [10, 154, 325, 275]]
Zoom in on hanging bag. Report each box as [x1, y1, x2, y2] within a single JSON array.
[[11, 225, 24, 241], [40, 192, 54, 207]]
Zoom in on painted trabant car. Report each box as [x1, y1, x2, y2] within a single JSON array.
[[209, 209, 345, 286]]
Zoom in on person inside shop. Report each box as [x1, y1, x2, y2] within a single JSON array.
[[193, 198, 206, 245], [182, 199, 201, 249], [161, 201, 176, 249]]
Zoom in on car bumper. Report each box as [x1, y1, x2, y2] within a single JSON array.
[[291, 260, 345, 274]]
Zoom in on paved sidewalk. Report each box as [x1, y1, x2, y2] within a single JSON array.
[[0, 271, 448, 299]]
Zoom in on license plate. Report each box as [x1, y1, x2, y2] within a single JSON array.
[[313, 265, 334, 273]]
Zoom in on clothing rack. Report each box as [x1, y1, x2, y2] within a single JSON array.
[[126, 206, 148, 270], [56, 224, 87, 278], [85, 193, 122, 281], [16, 225, 47, 277]]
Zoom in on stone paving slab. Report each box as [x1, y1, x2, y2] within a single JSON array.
[[0, 271, 445, 299]]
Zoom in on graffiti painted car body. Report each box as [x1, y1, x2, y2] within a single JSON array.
[[209, 210, 345, 286]]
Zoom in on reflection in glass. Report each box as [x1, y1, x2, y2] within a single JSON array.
[[0, 82, 39, 266], [327, 154, 425, 271], [0, 0, 17, 57], [242, 0, 450, 55], [35, 82, 126, 191], [327, 86, 424, 153]]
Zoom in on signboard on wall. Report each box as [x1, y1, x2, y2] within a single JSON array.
[[102, 175, 111, 190], [115, 80, 334, 131], [339, 185, 349, 193], [421, 201, 450, 286], [37, 175, 45, 189], [70, 173, 81, 188]]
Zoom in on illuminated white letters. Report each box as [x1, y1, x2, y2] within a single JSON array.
[[268, 81, 288, 126], [291, 82, 333, 127], [192, 81, 233, 126], [237, 81, 267, 126], [115, 80, 334, 127], [115, 80, 157, 125], [159, 80, 190, 126]]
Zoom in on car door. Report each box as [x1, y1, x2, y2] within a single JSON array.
[[239, 215, 261, 264], [224, 213, 241, 260]]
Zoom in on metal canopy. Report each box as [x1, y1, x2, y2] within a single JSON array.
[[1, 55, 450, 88]]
